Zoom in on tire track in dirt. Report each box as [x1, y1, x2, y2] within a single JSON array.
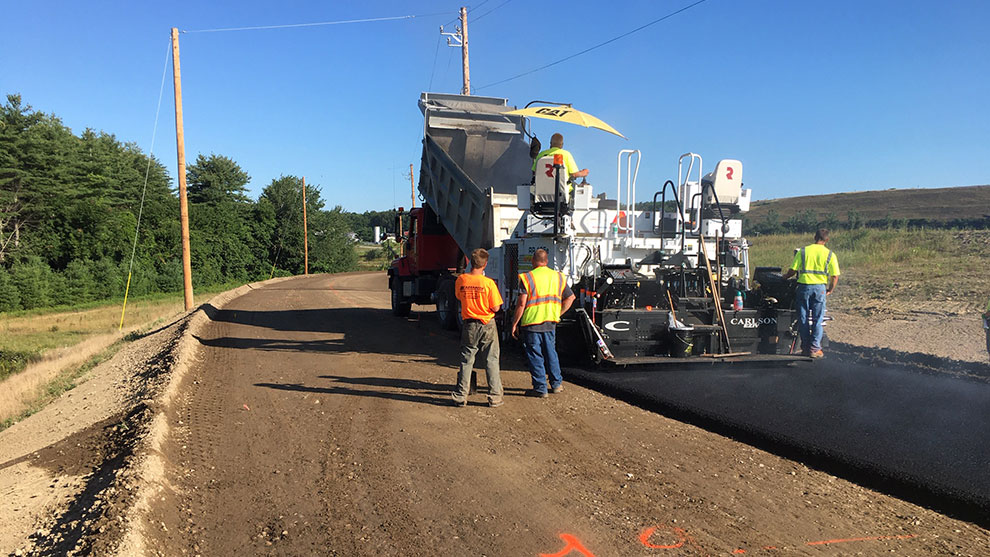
[[140, 273, 990, 556]]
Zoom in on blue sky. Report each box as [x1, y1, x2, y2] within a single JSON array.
[[2, 0, 987, 212]]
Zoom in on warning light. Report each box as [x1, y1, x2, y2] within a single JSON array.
[[645, 305, 653, 311], [553, 153, 564, 166]]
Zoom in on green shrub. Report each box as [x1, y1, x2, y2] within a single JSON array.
[[0, 268, 22, 312]]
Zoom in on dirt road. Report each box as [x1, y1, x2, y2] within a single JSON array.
[[143, 272, 988, 556]]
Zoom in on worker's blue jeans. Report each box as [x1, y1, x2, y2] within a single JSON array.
[[795, 283, 827, 353], [521, 328, 562, 394]]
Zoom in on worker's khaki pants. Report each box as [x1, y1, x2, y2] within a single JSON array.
[[453, 319, 503, 404]]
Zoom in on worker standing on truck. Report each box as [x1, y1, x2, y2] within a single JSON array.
[[451, 249, 505, 408], [783, 228, 840, 358], [531, 133, 589, 185], [511, 249, 576, 397]]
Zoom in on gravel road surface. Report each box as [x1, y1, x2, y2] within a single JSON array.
[[138, 272, 989, 556]]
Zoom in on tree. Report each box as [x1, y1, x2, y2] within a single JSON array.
[[186, 153, 250, 204], [846, 210, 863, 230], [260, 176, 355, 275], [821, 211, 840, 232]]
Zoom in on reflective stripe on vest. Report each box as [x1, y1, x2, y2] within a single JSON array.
[[799, 247, 833, 276], [520, 266, 565, 326]]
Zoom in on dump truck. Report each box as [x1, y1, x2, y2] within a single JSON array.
[[388, 92, 808, 367]]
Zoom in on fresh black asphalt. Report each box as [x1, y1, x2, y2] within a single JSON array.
[[564, 353, 990, 525]]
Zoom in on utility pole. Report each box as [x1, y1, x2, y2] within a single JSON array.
[[170, 27, 194, 311], [441, 6, 470, 95], [302, 176, 309, 275], [409, 163, 416, 208], [460, 7, 470, 95]]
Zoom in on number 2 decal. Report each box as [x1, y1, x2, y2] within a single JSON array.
[[726, 166, 734, 180], [545, 163, 554, 177]]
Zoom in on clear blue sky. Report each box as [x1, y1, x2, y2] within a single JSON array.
[[2, 0, 987, 212]]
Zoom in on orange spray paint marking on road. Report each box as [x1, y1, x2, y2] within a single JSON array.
[[540, 534, 596, 557], [806, 534, 917, 546], [732, 550, 745, 554], [639, 525, 705, 553], [639, 526, 686, 549]]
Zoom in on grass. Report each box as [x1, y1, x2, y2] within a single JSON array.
[[747, 184, 990, 224], [747, 229, 990, 311], [0, 341, 124, 432], [354, 242, 398, 271], [0, 285, 238, 384]]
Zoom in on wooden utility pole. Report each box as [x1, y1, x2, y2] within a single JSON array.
[[302, 176, 309, 275], [171, 27, 194, 311], [409, 163, 416, 208], [460, 7, 470, 95]]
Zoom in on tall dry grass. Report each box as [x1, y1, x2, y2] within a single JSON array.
[[0, 333, 122, 425], [0, 288, 227, 428]]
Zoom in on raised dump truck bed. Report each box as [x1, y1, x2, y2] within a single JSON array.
[[417, 93, 531, 253]]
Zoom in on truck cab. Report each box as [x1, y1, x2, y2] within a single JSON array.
[[387, 205, 461, 321]]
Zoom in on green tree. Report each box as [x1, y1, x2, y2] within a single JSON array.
[[11, 256, 53, 309], [186, 153, 251, 204], [260, 176, 355, 274], [186, 154, 256, 285], [0, 267, 21, 311], [821, 211, 840, 231], [847, 210, 863, 230]]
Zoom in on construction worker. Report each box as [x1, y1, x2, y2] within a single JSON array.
[[531, 133, 589, 185], [451, 248, 504, 408], [510, 249, 576, 397], [982, 295, 990, 363], [782, 228, 840, 358]]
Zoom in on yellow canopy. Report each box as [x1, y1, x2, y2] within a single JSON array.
[[504, 104, 625, 138]]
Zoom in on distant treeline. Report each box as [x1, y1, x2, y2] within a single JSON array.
[[0, 94, 401, 312], [744, 208, 990, 235]]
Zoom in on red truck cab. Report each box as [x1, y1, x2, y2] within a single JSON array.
[[387, 206, 461, 322]]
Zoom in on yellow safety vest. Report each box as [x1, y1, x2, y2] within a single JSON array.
[[531, 147, 578, 175], [519, 266, 566, 326], [791, 244, 840, 285]]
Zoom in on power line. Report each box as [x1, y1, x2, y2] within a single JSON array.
[[428, 32, 443, 91], [120, 39, 172, 330], [475, 0, 709, 91], [181, 12, 451, 34], [470, 0, 513, 23]]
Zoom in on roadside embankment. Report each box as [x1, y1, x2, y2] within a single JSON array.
[[0, 277, 291, 556]]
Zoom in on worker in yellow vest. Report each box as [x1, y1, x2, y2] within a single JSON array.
[[531, 133, 589, 183], [511, 249, 576, 397], [982, 295, 990, 363], [783, 228, 840, 358]]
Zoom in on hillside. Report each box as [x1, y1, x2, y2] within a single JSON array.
[[747, 184, 990, 227]]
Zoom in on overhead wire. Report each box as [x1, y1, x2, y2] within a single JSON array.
[[181, 12, 452, 34], [475, 0, 709, 91], [470, 0, 513, 23], [120, 39, 172, 330], [428, 32, 443, 91]]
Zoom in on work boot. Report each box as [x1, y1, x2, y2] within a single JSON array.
[[488, 398, 504, 408], [450, 394, 467, 407], [810, 349, 824, 359], [550, 384, 564, 394], [525, 389, 549, 398]]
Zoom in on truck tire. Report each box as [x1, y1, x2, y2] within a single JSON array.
[[391, 276, 411, 317], [436, 278, 459, 330]]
